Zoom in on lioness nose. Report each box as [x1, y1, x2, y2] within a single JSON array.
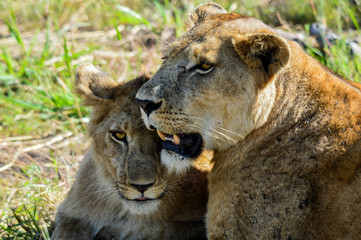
[[131, 183, 154, 193], [136, 99, 162, 116]]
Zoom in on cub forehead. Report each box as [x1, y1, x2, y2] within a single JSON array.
[[108, 109, 144, 131], [112, 97, 141, 117], [107, 112, 134, 131]]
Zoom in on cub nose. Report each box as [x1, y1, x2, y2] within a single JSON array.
[[136, 99, 162, 116], [131, 183, 154, 193]]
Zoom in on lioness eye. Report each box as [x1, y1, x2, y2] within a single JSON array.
[[200, 63, 212, 70], [195, 63, 214, 74], [111, 131, 127, 143]]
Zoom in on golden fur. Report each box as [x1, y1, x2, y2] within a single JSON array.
[[52, 64, 212, 240], [136, 3, 361, 239]]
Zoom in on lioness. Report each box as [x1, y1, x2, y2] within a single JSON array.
[[136, 3, 361, 239], [52, 64, 211, 240]]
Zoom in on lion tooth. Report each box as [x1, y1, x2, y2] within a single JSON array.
[[157, 129, 166, 141], [173, 135, 181, 145], [164, 136, 173, 141], [157, 130, 181, 145]]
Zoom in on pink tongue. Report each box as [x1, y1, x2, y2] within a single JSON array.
[[137, 197, 147, 200]]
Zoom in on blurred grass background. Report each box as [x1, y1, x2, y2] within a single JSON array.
[[0, 0, 360, 239]]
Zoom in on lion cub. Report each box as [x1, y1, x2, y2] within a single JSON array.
[[51, 64, 211, 240]]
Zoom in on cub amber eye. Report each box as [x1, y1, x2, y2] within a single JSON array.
[[111, 131, 126, 142]]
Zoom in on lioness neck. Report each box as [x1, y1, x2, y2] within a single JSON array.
[[208, 41, 361, 239], [250, 41, 361, 159]]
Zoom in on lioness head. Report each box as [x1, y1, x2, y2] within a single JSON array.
[[136, 3, 291, 171], [76, 64, 166, 215]]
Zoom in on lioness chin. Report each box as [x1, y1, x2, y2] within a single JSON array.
[[136, 3, 361, 240], [51, 64, 211, 240]]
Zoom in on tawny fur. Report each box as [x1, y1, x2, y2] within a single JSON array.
[[51, 64, 212, 240], [136, 3, 361, 240]]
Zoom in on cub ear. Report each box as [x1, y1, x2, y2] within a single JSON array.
[[188, 2, 227, 28], [75, 63, 117, 106], [232, 33, 291, 80]]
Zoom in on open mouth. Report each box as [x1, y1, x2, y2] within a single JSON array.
[[156, 129, 203, 158]]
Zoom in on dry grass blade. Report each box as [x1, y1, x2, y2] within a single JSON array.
[[0, 132, 73, 172], [0, 136, 35, 142]]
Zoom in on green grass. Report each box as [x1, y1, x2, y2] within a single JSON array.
[[0, 0, 360, 238], [1, 167, 54, 240]]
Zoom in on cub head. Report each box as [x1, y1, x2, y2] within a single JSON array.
[[136, 3, 291, 172], [76, 64, 165, 215]]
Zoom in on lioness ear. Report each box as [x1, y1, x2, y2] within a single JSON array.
[[75, 63, 117, 106], [232, 33, 291, 80], [188, 2, 227, 29]]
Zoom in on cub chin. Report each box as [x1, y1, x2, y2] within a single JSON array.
[[51, 64, 211, 240]]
